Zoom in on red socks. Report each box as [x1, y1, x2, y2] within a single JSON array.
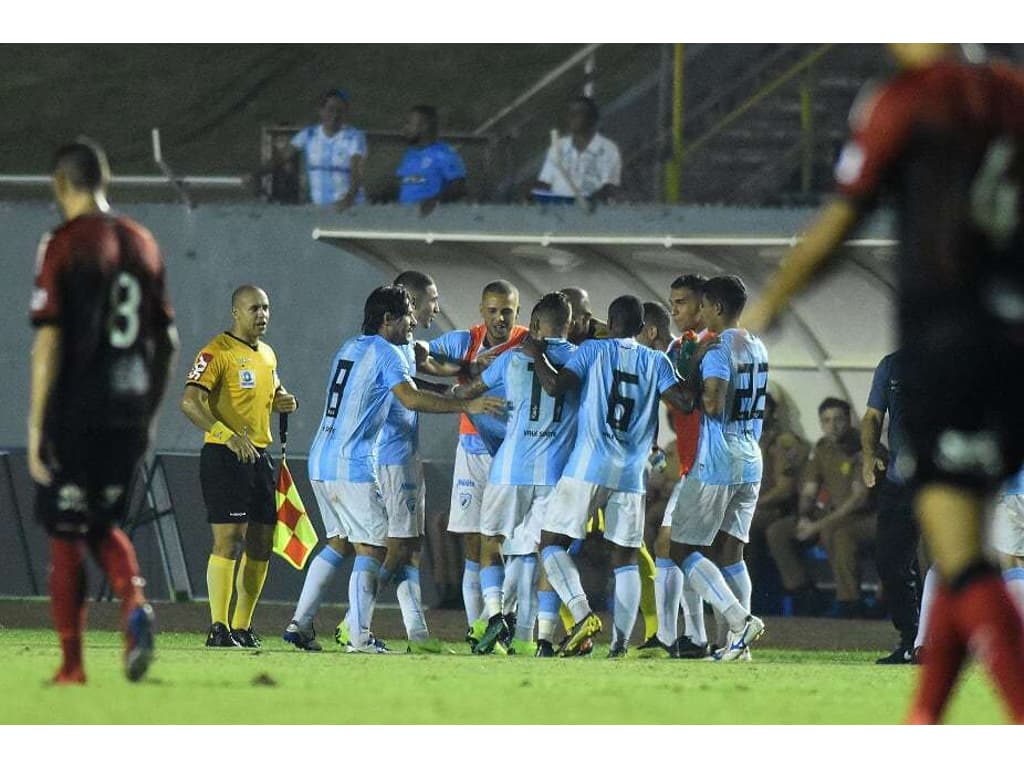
[[48, 538, 87, 683], [909, 572, 1024, 724], [89, 528, 145, 632]]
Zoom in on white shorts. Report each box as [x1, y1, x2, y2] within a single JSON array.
[[545, 475, 646, 549], [480, 482, 550, 555], [310, 478, 387, 548], [447, 443, 492, 534], [378, 459, 425, 539], [991, 494, 1024, 558], [662, 477, 685, 528], [670, 476, 761, 547]]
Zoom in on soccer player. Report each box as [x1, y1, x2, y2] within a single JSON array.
[[282, 271, 443, 652], [744, 44, 1024, 722], [669, 276, 768, 662], [562, 286, 609, 344], [992, 467, 1024, 617], [523, 295, 698, 657], [307, 285, 502, 652], [181, 285, 298, 648], [29, 138, 179, 683], [454, 292, 580, 656], [419, 280, 528, 637]]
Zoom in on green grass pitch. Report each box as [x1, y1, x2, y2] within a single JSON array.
[[0, 629, 1008, 724]]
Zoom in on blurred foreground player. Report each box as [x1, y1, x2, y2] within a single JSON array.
[[746, 44, 1024, 723], [29, 138, 179, 684]]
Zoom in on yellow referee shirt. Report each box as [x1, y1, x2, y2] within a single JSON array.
[[185, 332, 280, 448]]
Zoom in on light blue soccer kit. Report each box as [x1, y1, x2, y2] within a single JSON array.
[[671, 328, 769, 547], [993, 466, 1024, 558], [290, 124, 367, 206], [478, 340, 579, 553], [545, 338, 679, 548], [307, 334, 412, 547]]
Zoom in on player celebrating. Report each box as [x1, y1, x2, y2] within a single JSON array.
[[524, 295, 698, 656], [420, 280, 528, 638], [744, 44, 1024, 722], [669, 276, 768, 662], [454, 292, 580, 655], [307, 285, 502, 652], [182, 285, 298, 648], [29, 138, 179, 684]]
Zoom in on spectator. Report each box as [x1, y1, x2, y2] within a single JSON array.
[[395, 105, 467, 215], [287, 88, 367, 210], [746, 392, 810, 611], [766, 397, 876, 617], [534, 96, 622, 205]]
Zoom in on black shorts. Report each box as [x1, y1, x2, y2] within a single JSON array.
[[902, 309, 1024, 493], [200, 443, 276, 525], [35, 427, 148, 539]]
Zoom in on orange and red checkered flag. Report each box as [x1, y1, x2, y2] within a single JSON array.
[[273, 414, 318, 570]]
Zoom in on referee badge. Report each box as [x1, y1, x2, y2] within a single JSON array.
[[239, 369, 256, 389]]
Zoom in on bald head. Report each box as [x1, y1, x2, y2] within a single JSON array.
[[230, 285, 270, 343], [561, 286, 594, 342]]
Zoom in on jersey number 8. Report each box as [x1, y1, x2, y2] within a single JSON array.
[[108, 272, 141, 349]]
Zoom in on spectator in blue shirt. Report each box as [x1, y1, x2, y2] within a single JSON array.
[[395, 105, 466, 215]]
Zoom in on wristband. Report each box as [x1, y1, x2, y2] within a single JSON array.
[[208, 421, 236, 441]]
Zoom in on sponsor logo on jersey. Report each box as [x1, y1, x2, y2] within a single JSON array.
[[187, 352, 213, 381], [239, 369, 256, 389]]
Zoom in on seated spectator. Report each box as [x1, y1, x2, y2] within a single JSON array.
[[287, 88, 367, 209], [395, 105, 467, 215], [766, 397, 877, 617], [533, 96, 622, 206], [747, 392, 810, 610]]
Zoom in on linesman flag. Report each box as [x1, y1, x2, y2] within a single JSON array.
[[273, 414, 318, 569]]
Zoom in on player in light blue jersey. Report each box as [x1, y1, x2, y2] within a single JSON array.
[[454, 292, 579, 655], [669, 276, 768, 661], [523, 295, 698, 657], [992, 466, 1024, 617], [282, 285, 502, 652]]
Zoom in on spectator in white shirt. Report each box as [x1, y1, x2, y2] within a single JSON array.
[[534, 96, 622, 205]]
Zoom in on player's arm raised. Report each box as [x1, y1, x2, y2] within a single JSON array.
[[391, 380, 504, 415], [180, 385, 258, 464]]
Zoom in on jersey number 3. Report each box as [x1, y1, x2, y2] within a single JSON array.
[[325, 359, 354, 418]]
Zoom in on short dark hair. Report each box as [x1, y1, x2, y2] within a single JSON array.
[[818, 397, 851, 417], [642, 301, 671, 339], [321, 88, 350, 105], [394, 270, 435, 296], [702, 275, 748, 318], [52, 138, 109, 192], [481, 279, 518, 300], [363, 285, 412, 335], [571, 96, 600, 125], [411, 104, 439, 135], [608, 295, 644, 336], [532, 291, 571, 329], [670, 273, 707, 293]]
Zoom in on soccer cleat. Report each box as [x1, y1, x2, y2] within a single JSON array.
[[473, 614, 510, 655], [558, 612, 602, 657], [125, 603, 155, 682], [608, 640, 628, 658], [465, 618, 487, 652], [535, 639, 556, 657], [509, 638, 536, 656], [231, 627, 262, 648], [346, 636, 391, 654], [206, 622, 241, 648], [282, 621, 322, 652], [673, 635, 710, 660], [876, 647, 914, 665], [407, 637, 445, 654], [335, 620, 349, 646], [715, 615, 765, 662], [503, 612, 517, 640], [636, 634, 670, 658]]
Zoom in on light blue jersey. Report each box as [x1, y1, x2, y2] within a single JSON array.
[[561, 338, 678, 493], [308, 335, 412, 483], [1004, 466, 1024, 497], [290, 124, 367, 206], [694, 328, 769, 486], [397, 142, 466, 204], [483, 339, 579, 487], [377, 342, 417, 466]]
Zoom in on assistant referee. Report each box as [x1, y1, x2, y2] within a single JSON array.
[[181, 285, 297, 648]]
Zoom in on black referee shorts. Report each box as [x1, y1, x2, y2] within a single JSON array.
[[35, 427, 148, 539], [200, 443, 276, 526]]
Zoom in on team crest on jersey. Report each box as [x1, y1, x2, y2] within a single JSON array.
[[239, 369, 256, 389], [459, 492, 473, 511], [187, 352, 213, 381]]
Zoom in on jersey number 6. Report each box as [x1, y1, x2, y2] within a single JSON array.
[[607, 369, 639, 431]]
